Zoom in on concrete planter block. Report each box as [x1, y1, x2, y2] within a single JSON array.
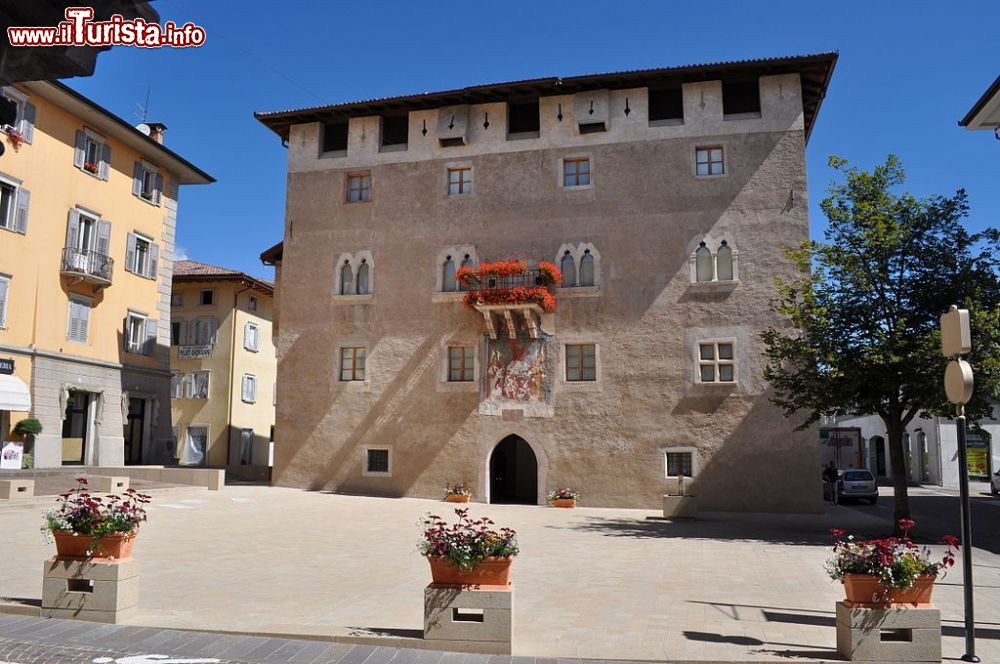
[[89, 475, 129, 493], [41, 559, 139, 624], [424, 583, 512, 653], [835, 601, 941, 662], [662, 494, 698, 519], [0, 479, 34, 500]]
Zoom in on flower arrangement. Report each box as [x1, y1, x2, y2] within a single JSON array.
[[83, 161, 99, 174], [465, 285, 556, 312], [455, 265, 478, 288], [41, 477, 151, 547], [825, 520, 958, 596], [536, 261, 564, 287], [4, 126, 24, 151], [444, 483, 473, 498], [547, 488, 581, 503], [419, 508, 518, 571]]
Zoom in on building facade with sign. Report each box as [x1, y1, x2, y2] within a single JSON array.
[[170, 260, 276, 477], [0, 81, 212, 468], [257, 53, 838, 511]]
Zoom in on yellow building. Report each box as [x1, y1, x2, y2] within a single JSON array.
[[170, 260, 276, 477], [0, 81, 212, 467]]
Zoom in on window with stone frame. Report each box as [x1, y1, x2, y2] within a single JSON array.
[[448, 346, 475, 382], [698, 341, 735, 383], [666, 452, 694, 477], [346, 172, 371, 202], [365, 448, 391, 475], [448, 167, 472, 195], [565, 343, 596, 382], [563, 157, 591, 187], [695, 146, 724, 176], [340, 346, 366, 381]]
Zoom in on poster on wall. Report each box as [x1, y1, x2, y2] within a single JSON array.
[[966, 432, 990, 480], [479, 334, 555, 418], [1, 441, 23, 469]]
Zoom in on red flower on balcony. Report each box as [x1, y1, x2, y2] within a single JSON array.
[[83, 161, 99, 174], [536, 261, 564, 287], [465, 286, 556, 312], [459, 260, 563, 313], [4, 126, 24, 151]]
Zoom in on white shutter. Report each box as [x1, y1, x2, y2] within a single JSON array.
[[178, 319, 187, 346], [242, 375, 257, 402], [153, 173, 164, 205], [209, 318, 219, 344], [132, 162, 143, 197], [96, 220, 111, 256], [99, 143, 112, 180], [79, 301, 89, 342], [65, 209, 80, 250], [20, 103, 35, 144], [13, 188, 28, 234], [125, 233, 137, 273], [183, 374, 194, 398], [0, 278, 8, 327], [144, 318, 157, 355], [148, 243, 159, 279], [73, 130, 85, 168]]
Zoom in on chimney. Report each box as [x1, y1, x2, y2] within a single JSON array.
[[146, 122, 168, 144]]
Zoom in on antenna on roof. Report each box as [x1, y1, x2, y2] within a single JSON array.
[[134, 85, 151, 124]]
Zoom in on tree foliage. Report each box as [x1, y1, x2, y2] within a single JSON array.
[[761, 155, 1000, 523]]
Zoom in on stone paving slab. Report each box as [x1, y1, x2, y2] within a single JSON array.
[[1, 485, 997, 661]]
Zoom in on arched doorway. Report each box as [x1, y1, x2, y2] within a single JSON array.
[[490, 435, 537, 504]]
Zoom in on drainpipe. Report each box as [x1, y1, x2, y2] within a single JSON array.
[[226, 283, 252, 466]]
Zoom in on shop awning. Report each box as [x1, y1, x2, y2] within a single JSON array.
[[0, 374, 31, 411]]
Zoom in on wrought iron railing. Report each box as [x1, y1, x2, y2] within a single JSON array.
[[61, 247, 114, 283], [476, 268, 547, 290]]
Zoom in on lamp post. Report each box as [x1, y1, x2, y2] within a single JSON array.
[[940, 304, 978, 663]]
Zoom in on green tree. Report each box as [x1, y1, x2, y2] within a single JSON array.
[[762, 155, 1000, 524]]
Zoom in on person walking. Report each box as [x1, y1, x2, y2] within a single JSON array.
[[823, 461, 839, 504]]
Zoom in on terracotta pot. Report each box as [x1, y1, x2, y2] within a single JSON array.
[[446, 494, 471, 503], [427, 556, 513, 586], [552, 498, 576, 508], [52, 530, 136, 562], [843, 573, 936, 607]]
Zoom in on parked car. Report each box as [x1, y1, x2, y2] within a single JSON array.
[[837, 469, 879, 504], [991, 469, 999, 496]]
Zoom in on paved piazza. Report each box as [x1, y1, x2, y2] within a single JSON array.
[[1, 485, 997, 661]]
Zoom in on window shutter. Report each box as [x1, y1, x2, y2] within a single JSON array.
[[178, 319, 187, 346], [73, 130, 85, 168], [20, 103, 35, 143], [0, 279, 8, 327], [210, 318, 219, 344], [144, 318, 157, 355], [68, 301, 80, 341], [14, 188, 29, 234], [125, 233, 137, 273], [99, 143, 112, 180], [123, 315, 130, 351], [132, 162, 143, 197], [183, 374, 194, 398], [65, 209, 80, 250], [251, 325, 259, 351], [153, 173, 164, 205], [148, 243, 159, 279], [78, 301, 89, 342], [244, 322, 252, 350], [96, 220, 111, 256], [241, 376, 250, 401]]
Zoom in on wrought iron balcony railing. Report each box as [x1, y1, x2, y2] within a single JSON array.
[[475, 268, 546, 290], [61, 247, 114, 286]]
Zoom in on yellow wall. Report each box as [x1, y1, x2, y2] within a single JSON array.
[[0, 83, 171, 438], [170, 281, 276, 466]]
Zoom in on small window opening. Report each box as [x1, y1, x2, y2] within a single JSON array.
[[649, 87, 684, 123], [723, 80, 761, 117], [380, 115, 409, 149], [323, 120, 349, 153], [508, 99, 540, 137]]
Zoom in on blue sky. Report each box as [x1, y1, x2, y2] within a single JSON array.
[[63, 0, 1000, 280]]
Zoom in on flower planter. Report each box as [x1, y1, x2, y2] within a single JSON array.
[[427, 556, 513, 586], [843, 573, 936, 607], [446, 494, 471, 503], [662, 494, 698, 519], [552, 498, 576, 508], [53, 530, 136, 562]]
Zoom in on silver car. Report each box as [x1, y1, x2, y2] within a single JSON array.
[[991, 469, 999, 496], [838, 469, 879, 504]]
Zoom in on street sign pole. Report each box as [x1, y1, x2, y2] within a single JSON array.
[[940, 305, 978, 663]]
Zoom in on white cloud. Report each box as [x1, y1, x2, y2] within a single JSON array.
[[174, 244, 189, 261]]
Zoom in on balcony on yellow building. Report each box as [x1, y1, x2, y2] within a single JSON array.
[[60, 246, 113, 288]]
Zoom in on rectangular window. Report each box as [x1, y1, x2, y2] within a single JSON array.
[[191, 371, 210, 399], [171, 292, 183, 307], [269, 425, 275, 442], [132, 161, 162, 204], [322, 120, 349, 153], [192, 317, 217, 345], [366, 448, 390, 475], [242, 374, 257, 403], [244, 321, 260, 352], [132, 235, 149, 275], [170, 372, 183, 399], [447, 167, 472, 196], [0, 275, 9, 328], [199, 289, 214, 306], [340, 346, 366, 381], [563, 157, 591, 187], [0, 94, 19, 128], [125, 312, 146, 354], [0, 181, 14, 230], [699, 341, 735, 383], [648, 87, 684, 124], [380, 114, 408, 149], [565, 343, 597, 382], [84, 136, 102, 174], [448, 346, 475, 382], [170, 320, 183, 346], [183, 425, 208, 465], [66, 296, 91, 343], [666, 452, 694, 477], [239, 428, 254, 465], [507, 99, 540, 138], [248, 295, 258, 312], [346, 173, 371, 202], [696, 147, 724, 176], [722, 80, 761, 117]]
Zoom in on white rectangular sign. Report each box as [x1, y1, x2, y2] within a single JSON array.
[[1, 441, 23, 469]]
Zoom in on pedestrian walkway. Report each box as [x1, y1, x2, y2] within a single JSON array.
[[1, 485, 997, 661]]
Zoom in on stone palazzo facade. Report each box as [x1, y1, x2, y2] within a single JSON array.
[[257, 53, 838, 512]]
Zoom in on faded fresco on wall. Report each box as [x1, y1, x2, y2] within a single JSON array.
[[479, 333, 555, 418]]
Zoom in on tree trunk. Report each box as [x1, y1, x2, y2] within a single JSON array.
[[885, 422, 911, 529]]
